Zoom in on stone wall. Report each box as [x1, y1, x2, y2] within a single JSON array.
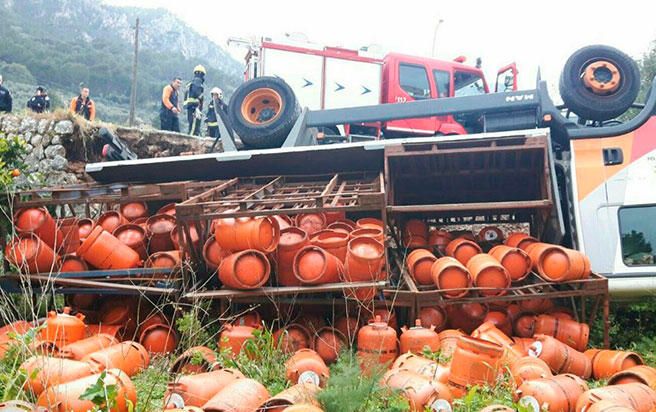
[[0, 113, 215, 187]]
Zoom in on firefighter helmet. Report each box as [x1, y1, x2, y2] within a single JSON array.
[[211, 87, 223, 99], [193, 64, 207, 75]]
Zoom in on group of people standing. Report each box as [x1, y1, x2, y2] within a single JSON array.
[[160, 64, 227, 138], [0, 75, 95, 121], [0, 66, 225, 138]]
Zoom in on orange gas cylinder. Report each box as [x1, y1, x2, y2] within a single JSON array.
[[113, 224, 148, 260], [77, 218, 95, 241], [170, 346, 218, 374], [202, 235, 229, 273], [59, 334, 117, 360], [164, 368, 245, 408], [478, 226, 505, 244], [0, 320, 32, 358], [40, 308, 86, 348], [584, 400, 640, 412], [513, 313, 537, 338], [445, 238, 482, 265], [437, 329, 466, 359], [428, 229, 453, 253], [274, 324, 312, 354], [349, 227, 385, 245], [119, 202, 148, 222], [59, 254, 88, 272], [312, 327, 347, 364], [511, 337, 536, 356], [483, 310, 513, 337], [146, 214, 177, 253], [609, 365, 656, 389], [215, 216, 280, 253], [534, 314, 590, 351], [21, 356, 96, 396], [139, 323, 178, 354], [76, 226, 141, 270], [328, 218, 356, 232], [99, 297, 137, 338], [403, 219, 429, 248], [270, 214, 293, 231], [528, 335, 592, 379], [202, 378, 270, 412], [406, 249, 437, 286], [480, 406, 516, 412], [276, 227, 310, 286], [97, 210, 128, 234], [471, 321, 522, 364], [219, 324, 256, 358], [236, 311, 263, 328], [520, 298, 555, 313], [36, 368, 136, 412], [344, 236, 385, 282], [466, 253, 511, 296], [323, 210, 346, 226], [515, 373, 589, 412], [586, 350, 644, 380], [357, 316, 398, 369], [400, 319, 440, 354], [382, 369, 453, 412], [446, 303, 488, 334], [430, 257, 472, 299], [576, 383, 656, 412], [14, 207, 62, 250], [333, 315, 361, 342], [82, 341, 150, 377], [256, 382, 321, 412], [56, 217, 80, 255], [372, 308, 398, 331], [170, 224, 200, 251], [489, 245, 531, 282], [219, 250, 271, 289], [285, 349, 330, 387], [418, 306, 448, 332], [448, 336, 504, 391], [356, 217, 384, 231], [4, 234, 59, 274], [505, 233, 539, 250], [157, 203, 177, 216], [391, 353, 450, 384], [310, 230, 349, 262], [509, 356, 553, 387], [296, 213, 327, 236], [293, 246, 343, 285]]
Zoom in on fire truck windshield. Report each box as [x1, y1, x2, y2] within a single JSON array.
[[454, 71, 486, 97]]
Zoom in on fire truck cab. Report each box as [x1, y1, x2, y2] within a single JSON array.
[[233, 36, 516, 138]]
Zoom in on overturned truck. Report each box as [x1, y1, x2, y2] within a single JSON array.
[[87, 44, 656, 297]]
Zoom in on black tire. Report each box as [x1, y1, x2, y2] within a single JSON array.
[[559, 45, 640, 122], [228, 76, 301, 148]]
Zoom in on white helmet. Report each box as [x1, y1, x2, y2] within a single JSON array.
[[211, 87, 223, 99]]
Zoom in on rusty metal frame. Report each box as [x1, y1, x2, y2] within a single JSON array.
[[176, 172, 389, 303]]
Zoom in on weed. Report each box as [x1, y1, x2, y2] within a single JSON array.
[[79, 370, 119, 412], [175, 308, 213, 350], [318, 351, 409, 412], [0, 326, 42, 402], [131, 357, 170, 412], [217, 326, 290, 395], [421, 347, 452, 364]]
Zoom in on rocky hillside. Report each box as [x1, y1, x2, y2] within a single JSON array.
[[0, 0, 242, 126]]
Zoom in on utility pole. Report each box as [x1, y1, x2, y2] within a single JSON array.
[[128, 17, 139, 127], [431, 18, 444, 57]]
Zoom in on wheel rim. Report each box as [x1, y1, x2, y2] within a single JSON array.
[[240, 88, 283, 125], [582, 60, 621, 95]]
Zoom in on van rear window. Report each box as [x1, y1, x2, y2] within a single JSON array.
[[619, 206, 656, 266]]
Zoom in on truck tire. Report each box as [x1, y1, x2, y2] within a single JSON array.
[[559, 45, 640, 122], [228, 77, 301, 148]]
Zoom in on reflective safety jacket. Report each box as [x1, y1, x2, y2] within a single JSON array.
[[184, 75, 204, 110]]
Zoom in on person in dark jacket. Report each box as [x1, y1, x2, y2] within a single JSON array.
[[183, 65, 205, 136], [0, 75, 12, 113], [206, 87, 226, 139], [160, 76, 182, 132], [27, 86, 50, 113], [69, 84, 96, 121]]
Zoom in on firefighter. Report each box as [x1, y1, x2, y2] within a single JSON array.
[[206, 87, 226, 139], [0, 75, 12, 113], [183, 64, 206, 136], [160, 76, 182, 132], [26, 86, 50, 113], [69, 84, 96, 121]]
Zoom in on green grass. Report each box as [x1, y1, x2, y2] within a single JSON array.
[[131, 357, 171, 412]]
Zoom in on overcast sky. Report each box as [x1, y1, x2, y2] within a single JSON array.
[[106, 0, 656, 94]]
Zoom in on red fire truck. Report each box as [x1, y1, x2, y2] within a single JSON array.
[[229, 35, 518, 137]]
